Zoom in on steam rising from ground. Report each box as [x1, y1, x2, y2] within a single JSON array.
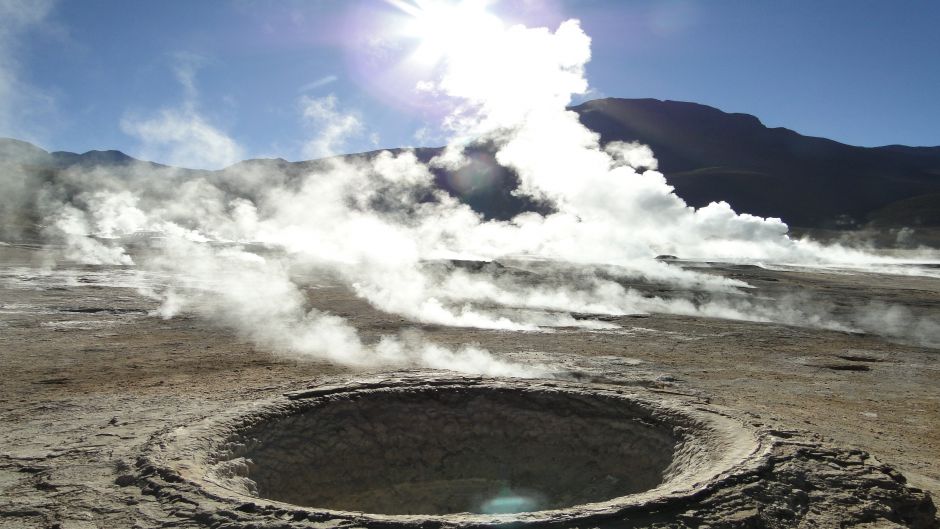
[[144, 239, 534, 377], [3, 5, 939, 373]]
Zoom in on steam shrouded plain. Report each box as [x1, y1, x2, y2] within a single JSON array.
[[1, 1, 939, 527], [2, 253, 939, 527]]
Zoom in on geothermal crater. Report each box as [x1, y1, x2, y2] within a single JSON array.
[[143, 375, 785, 527]]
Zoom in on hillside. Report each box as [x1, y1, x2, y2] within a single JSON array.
[[574, 98, 940, 229], [2, 98, 939, 242]]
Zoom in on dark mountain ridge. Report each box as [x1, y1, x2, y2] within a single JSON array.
[[574, 98, 940, 228], [2, 98, 939, 241]]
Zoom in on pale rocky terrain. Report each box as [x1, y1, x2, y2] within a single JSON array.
[[0, 243, 938, 528]]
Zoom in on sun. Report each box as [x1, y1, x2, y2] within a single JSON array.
[[386, 0, 505, 66]]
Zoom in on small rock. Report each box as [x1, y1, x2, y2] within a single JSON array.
[[114, 474, 136, 487]]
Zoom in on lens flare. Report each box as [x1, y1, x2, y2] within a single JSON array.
[[479, 487, 543, 514], [447, 150, 499, 198]]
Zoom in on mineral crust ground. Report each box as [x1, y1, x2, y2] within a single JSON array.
[[0, 244, 938, 528]]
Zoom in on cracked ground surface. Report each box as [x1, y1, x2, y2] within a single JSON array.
[[0, 244, 938, 528]]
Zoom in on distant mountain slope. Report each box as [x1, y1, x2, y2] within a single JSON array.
[[573, 98, 940, 228], [2, 98, 939, 241]]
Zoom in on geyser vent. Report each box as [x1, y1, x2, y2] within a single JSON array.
[[143, 375, 769, 526]]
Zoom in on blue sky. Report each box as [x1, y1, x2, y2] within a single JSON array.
[[2, 0, 939, 167]]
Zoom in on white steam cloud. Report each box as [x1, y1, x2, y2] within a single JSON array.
[[121, 53, 244, 170], [300, 93, 365, 158], [120, 110, 244, 171], [145, 238, 535, 377]]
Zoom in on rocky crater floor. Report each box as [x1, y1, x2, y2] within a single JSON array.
[[0, 244, 938, 528]]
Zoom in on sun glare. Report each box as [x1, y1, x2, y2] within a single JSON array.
[[387, 0, 504, 66]]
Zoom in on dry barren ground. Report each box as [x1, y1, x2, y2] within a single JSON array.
[[0, 244, 938, 528]]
